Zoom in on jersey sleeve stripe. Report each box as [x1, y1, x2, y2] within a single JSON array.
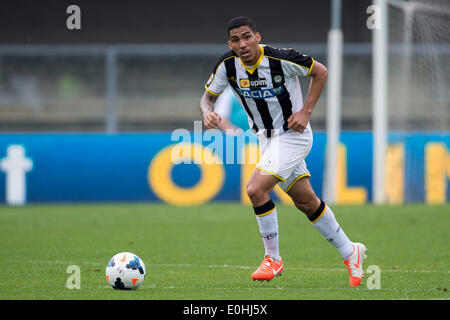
[[306, 58, 315, 77], [205, 55, 236, 93], [204, 84, 221, 96]]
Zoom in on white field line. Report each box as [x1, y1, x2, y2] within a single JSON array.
[[95, 284, 445, 293], [7, 259, 450, 274]]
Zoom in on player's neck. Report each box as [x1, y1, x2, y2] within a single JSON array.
[[245, 54, 259, 67], [242, 45, 263, 69]]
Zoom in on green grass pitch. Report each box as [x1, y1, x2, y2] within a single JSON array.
[[0, 202, 448, 300]]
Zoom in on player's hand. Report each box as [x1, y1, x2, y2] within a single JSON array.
[[287, 109, 310, 133], [203, 112, 222, 129]]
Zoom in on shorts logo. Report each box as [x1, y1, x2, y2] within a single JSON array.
[[240, 79, 250, 88]]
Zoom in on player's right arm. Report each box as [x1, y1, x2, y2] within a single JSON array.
[[200, 91, 221, 129], [200, 52, 233, 129]]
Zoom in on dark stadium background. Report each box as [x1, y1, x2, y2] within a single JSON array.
[[0, 0, 372, 44]]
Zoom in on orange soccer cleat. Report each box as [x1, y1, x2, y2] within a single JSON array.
[[343, 242, 368, 286], [251, 256, 283, 282]]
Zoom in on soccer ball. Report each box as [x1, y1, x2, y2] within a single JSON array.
[[105, 252, 146, 290]]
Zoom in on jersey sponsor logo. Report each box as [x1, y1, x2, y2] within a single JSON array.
[[238, 87, 284, 99], [250, 78, 267, 88], [240, 78, 267, 89], [240, 79, 250, 88]]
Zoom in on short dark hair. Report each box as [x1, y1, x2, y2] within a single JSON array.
[[227, 16, 256, 38]]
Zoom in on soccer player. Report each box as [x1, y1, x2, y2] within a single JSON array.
[[200, 16, 367, 286]]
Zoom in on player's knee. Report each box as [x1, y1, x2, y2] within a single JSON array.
[[246, 183, 259, 201], [246, 183, 268, 204]]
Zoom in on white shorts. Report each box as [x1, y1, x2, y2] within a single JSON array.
[[256, 125, 313, 192]]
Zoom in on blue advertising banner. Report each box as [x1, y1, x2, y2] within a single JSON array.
[[0, 132, 448, 205]]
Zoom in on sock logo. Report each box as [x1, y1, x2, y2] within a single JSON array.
[[262, 232, 278, 240]]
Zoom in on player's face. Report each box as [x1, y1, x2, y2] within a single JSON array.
[[228, 26, 261, 65]]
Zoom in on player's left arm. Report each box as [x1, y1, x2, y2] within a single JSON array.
[[287, 61, 328, 133]]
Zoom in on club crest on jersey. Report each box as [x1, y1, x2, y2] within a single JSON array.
[[273, 75, 283, 84]]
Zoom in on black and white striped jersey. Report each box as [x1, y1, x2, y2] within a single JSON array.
[[205, 44, 314, 137]]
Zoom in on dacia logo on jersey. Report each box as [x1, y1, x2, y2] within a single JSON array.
[[238, 87, 284, 99]]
